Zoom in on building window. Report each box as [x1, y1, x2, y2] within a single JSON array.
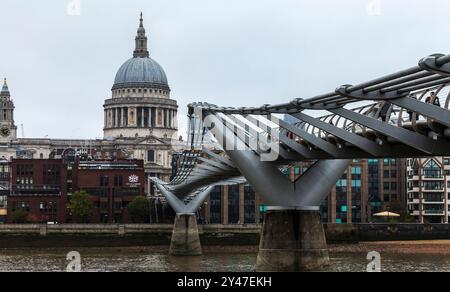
[[391, 170, 397, 178], [228, 185, 240, 224], [100, 176, 109, 187], [423, 181, 444, 190], [114, 175, 123, 187], [114, 202, 123, 210], [244, 185, 255, 224], [147, 150, 155, 162], [383, 170, 390, 178], [209, 186, 222, 224], [444, 159, 450, 165], [12, 202, 30, 212], [423, 159, 442, 178], [351, 167, 361, 175]]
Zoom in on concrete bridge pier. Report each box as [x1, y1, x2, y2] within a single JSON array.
[[256, 207, 328, 272], [152, 181, 214, 257], [169, 213, 203, 256]]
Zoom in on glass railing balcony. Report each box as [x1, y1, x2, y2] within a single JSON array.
[[423, 175, 444, 179], [424, 210, 444, 215], [423, 187, 445, 191]]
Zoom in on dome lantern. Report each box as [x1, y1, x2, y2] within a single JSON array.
[[133, 12, 149, 58]]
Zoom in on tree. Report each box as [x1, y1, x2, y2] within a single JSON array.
[[11, 209, 28, 224], [127, 196, 150, 223], [68, 191, 93, 223]]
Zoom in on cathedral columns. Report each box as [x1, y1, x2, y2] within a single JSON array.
[[117, 108, 122, 127], [128, 107, 136, 127], [123, 107, 128, 127]]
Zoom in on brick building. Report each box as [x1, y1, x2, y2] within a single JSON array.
[[72, 160, 145, 223], [0, 159, 10, 223], [8, 159, 67, 223], [6, 158, 145, 224]]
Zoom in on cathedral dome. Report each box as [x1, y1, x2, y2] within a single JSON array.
[[113, 57, 169, 90], [112, 13, 170, 91]]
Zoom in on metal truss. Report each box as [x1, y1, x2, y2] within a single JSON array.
[[161, 53, 450, 209]]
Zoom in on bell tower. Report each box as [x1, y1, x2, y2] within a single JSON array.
[[0, 78, 17, 141]]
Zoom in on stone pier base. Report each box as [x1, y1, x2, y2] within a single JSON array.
[[256, 208, 329, 272], [169, 213, 202, 256]]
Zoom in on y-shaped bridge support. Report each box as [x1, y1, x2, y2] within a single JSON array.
[[227, 150, 350, 271], [155, 184, 214, 256]]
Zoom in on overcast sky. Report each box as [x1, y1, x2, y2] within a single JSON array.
[[1, 0, 450, 139]]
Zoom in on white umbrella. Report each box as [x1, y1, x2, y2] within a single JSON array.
[[373, 211, 400, 217]]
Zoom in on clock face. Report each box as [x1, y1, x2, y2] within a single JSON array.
[[0, 127, 10, 137]]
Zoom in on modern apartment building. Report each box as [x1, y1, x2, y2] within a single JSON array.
[[407, 157, 450, 223]]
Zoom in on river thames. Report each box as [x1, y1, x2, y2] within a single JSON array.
[[0, 247, 450, 272]]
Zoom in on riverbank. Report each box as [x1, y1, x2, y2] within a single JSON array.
[[329, 240, 450, 255], [2, 223, 450, 249], [0, 224, 261, 248]]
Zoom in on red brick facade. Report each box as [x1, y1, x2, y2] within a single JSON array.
[[8, 159, 67, 223], [72, 160, 145, 223], [7, 159, 145, 224]]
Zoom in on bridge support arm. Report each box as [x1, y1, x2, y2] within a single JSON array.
[[154, 183, 214, 214]]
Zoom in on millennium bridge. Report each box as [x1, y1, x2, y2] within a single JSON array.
[[152, 53, 450, 271]]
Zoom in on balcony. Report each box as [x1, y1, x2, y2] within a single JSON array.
[[423, 200, 445, 204], [423, 210, 445, 215], [410, 211, 420, 216], [11, 185, 62, 197], [423, 187, 445, 192], [423, 183, 445, 191], [408, 187, 420, 192], [423, 175, 445, 180]]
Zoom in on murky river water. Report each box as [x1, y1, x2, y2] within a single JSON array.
[[0, 248, 449, 272]]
